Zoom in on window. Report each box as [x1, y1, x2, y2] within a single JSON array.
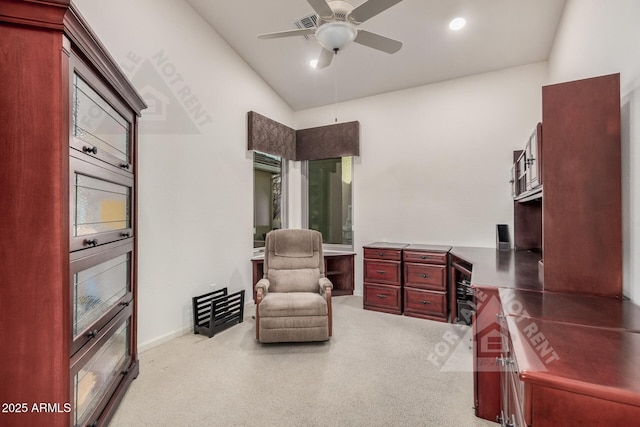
[[253, 152, 285, 248], [304, 157, 353, 248]]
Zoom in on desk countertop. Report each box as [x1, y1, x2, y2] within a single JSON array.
[[451, 246, 543, 291]]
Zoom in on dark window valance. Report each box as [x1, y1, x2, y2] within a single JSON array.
[[247, 111, 296, 159], [247, 111, 359, 161], [295, 121, 359, 160]]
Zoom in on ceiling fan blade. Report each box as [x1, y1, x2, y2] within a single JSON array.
[[354, 30, 402, 53], [316, 48, 334, 69], [349, 0, 403, 24], [258, 28, 317, 39], [307, 0, 335, 20]]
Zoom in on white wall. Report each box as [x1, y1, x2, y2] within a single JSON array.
[[294, 63, 548, 294], [548, 0, 640, 303], [74, 0, 294, 349]]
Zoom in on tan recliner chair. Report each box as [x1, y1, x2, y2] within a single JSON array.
[[255, 229, 333, 343]]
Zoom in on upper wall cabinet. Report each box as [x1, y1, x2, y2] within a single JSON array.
[[512, 74, 622, 295], [511, 122, 542, 201], [542, 74, 621, 297]]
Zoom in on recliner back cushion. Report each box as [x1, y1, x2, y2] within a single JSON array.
[[267, 253, 322, 271], [268, 268, 320, 293]]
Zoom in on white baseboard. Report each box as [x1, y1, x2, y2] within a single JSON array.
[[138, 326, 192, 354], [138, 301, 257, 353]]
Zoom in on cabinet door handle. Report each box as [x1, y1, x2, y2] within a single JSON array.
[[376, 294, 387, 299], [120, 301, 130, 307], [496, 313, 505, 321], [82, 145, 98, 155], [420, 300, 431, 305], [87, 329, 98, 339], [376, 270, 386, 275], [419, 273, 431, 279], [496, 355, 505, 367], [84, 238, 98, 247]]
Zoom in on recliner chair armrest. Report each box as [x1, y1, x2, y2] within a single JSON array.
[[255, 279, 270, 297], [318, 277, 333, 295]]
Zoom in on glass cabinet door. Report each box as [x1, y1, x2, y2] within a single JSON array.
[[70, 156, 133, 252], [71, 309, 133, 427], [70, 241, 133, 355], [526, 127, 539, 190], [70, 57, 135, 173]]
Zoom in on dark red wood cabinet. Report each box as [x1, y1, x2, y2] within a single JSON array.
[[0, 2, 145, 426], [541, 74, 622, 297], [362, 243, 407, 314], [403, 245, 450, 322]]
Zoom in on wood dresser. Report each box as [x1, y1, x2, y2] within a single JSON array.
[[363, 243, 451, 321]]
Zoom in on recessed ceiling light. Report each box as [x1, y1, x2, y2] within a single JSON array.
[[449, 17, 466, 31], [310, 59, 318, 69]]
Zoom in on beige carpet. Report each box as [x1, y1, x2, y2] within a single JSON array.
[[109, 296, 496, 426]]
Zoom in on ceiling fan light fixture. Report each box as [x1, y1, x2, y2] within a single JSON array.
[[449, 17, 466, 31], [315, 21, 357, 51]]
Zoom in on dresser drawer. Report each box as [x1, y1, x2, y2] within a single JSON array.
[[404, 263, 446, 290], [364, 260, 401, 285], [364, 283, 402, 314], [404, 288, 447, 320], [403, 250, 447, 265], [364, 247, 402, 261]]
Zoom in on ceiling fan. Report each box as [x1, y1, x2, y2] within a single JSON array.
[[258, 0, 404, 69]]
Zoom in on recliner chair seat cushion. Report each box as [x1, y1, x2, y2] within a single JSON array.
[[258, 292, 327, 318]]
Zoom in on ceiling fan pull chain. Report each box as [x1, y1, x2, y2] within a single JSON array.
[[334, 50, 338, 123]]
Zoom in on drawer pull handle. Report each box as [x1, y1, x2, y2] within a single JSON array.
[[377, 294, 387, 299], [120, 301, 130, 307], [378, 252, 384, 256], [87, 329, 98, 339], [82, 145, 98, 155], [420, 255, 431, 259], [496, 356, 505, 367], [420, 300, 431, 305], [84, 238, 98, 247], [120, 163, 131, 169], [121, 369, 129, 376], [121, 232, 131, 238], [376, 270, 386, 274], [419, 273, 431, 279]]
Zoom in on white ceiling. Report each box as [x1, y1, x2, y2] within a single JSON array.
[[187, 0, 566, 111]]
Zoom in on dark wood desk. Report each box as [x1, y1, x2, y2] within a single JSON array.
[[456, 247, 640, 425], [503, 316, 640, 426]]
